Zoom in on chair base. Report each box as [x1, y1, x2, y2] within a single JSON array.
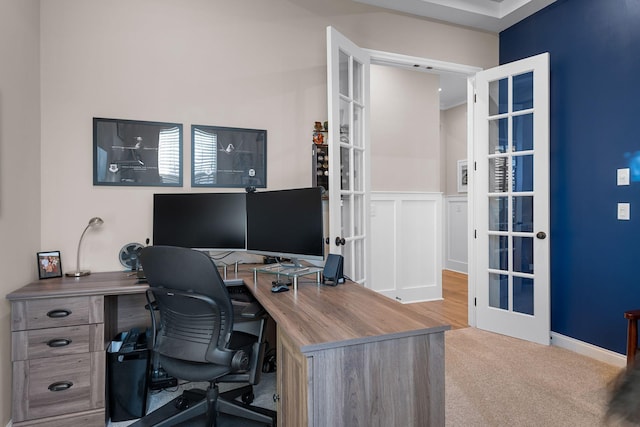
[[126, 384, 276, 427]]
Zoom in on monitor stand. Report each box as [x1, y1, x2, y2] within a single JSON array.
[[253, 262, 323, 291]]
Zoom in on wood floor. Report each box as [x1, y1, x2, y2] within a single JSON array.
[[404, 269, 468, 330]]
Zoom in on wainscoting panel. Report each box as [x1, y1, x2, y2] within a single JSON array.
[[445, 196, 468, 273], [370, 192, 442, 303]]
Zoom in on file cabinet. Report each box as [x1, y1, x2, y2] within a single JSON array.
[[10, 295, 106, 426]]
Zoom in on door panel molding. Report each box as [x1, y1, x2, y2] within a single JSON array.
[[370, 192, 443, 303]]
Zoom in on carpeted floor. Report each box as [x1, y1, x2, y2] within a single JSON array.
[[110, 328, 625, 426], [445, 327, 623, 426]]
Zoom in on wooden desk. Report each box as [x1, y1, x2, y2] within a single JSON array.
[[7, 268, 449, 426]]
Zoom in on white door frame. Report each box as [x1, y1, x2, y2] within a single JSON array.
[[366, 49, 481, 324]]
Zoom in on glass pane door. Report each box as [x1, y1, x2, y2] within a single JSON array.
[[327, 27, 370, 285], [474, 53, 550, 345]]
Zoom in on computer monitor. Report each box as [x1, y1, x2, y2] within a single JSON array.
[[153, 193, 246, 251], [246, 187, 324, 265]]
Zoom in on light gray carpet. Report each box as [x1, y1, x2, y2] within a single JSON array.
[[445, 327, 622, 426], [110, 328, 624, 426]]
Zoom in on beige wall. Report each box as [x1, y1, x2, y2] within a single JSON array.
[[371, 65, 441, 192], [442, 103, 468, 195], [39, 0, 497, 273], [0, 0, 41, 423]]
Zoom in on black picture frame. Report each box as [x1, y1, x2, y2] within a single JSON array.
[[93, 117, 183, 187], [191, 125, 266, 188], [37, 251, 63, 279]]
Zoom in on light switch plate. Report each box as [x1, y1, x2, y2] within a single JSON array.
[[618, 168, 630, 186], [618, 202, 630, 220]]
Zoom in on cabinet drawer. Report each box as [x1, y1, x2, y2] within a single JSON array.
[[12, 296, 103, 331], [12, 352, 105, 423], [12, 325, 95, 361], [12, 409, 105, 427]]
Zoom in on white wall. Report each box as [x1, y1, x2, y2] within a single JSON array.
[[445, 196, 468, 273], [442, 103, 468, 196], [371, 192, 443, 302], [442, 103, 469, 272], [0, 0, 41, 423], [370, 65, 440, 192], [38, 0, 497, 273]]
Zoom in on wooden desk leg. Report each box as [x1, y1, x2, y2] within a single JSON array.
[[624, 310, 640, 367]]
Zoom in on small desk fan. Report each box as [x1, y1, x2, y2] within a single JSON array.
[[119, 242, 144, 271]]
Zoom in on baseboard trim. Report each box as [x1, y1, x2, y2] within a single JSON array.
[[551, 331, 626, 368]]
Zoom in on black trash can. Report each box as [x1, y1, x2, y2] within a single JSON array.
[[107, 328, 150, 422]]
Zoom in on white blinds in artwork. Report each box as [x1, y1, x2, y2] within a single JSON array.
[[192, 127, 218, 185], [158, 126, 182, 184]]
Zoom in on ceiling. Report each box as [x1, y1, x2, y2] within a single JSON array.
[[359, 0, 556, 109], [354, 0, 556, 33]]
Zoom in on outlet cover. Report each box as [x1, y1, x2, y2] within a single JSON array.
[[618, 202, 630, 220]]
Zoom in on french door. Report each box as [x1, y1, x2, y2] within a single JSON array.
[[473, 53, 550, 345], [326, 27, 371, 285]]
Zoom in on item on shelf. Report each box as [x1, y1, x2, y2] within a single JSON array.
[[314, 121, 323, 131], [312, 143, 329, 192]]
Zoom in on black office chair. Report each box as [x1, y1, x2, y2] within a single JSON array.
[[130, 245, 276, 427]]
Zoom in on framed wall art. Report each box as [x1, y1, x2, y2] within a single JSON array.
[[191, 125, 266, 188], [37, 250, 62, 279], [457, 160, 468, 193], [93, 117, 183, 187]]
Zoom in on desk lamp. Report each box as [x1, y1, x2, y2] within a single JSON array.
[[65, 217, 104, 277]]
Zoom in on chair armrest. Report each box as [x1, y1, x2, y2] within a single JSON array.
[[210, 347, 249, 371]]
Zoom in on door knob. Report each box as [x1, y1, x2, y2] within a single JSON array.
[[335, 237, 346, 246], [536, 231, 547, 239]]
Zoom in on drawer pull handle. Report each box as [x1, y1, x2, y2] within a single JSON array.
[[47, 309, 71, 318], [48, 381, 73, 392], [47, 338, 72, 347]]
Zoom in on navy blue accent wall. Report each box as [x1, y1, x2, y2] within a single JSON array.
[[500, 0, 640, 354]]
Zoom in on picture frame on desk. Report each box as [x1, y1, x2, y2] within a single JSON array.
[[93, 117, 184, 187], [37, 250, 62, 279]]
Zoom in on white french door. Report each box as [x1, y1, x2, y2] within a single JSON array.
[[326, 27, 371, 285], [473, 52, 550, 345]]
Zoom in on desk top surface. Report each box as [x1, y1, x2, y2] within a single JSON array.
[[8, 267, 449, 353]]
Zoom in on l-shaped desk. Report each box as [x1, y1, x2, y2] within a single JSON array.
[[7, 267, 450, 427]]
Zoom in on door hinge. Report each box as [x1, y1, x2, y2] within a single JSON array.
[[474, 93, 477, 103], [474, 229, 477, 239], [474, 297, 477, 306], [474, 161, 477, 171]]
